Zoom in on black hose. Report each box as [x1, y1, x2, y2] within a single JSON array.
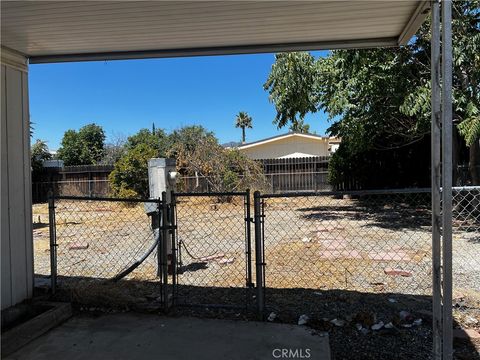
[[111, 231, 160, 282]]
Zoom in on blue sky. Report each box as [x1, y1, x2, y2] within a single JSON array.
[[29, 51, 331, 150]]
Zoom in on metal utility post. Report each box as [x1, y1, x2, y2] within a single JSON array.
[[146, 158, 178, 308], [441, 0, 453, 358], [430, 0, 442, 357]]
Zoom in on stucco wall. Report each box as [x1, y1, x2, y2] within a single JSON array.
[[1, 49, 33, 310], [240, 135, 329, 160]]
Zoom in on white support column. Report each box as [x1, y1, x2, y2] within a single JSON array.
[[1, 47, 33, 310]]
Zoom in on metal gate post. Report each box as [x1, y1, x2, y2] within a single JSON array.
[[245, 189, 253, 287], [253, 191, 265, 319], [160, 192, 169, 312], [48, 191, 57, 294], [169, 190, 177, 307]]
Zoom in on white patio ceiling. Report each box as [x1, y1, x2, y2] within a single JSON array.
[[1, 1, 429, 63]]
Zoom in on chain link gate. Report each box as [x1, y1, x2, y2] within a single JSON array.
[[46, 194, 173, 311], [171, 191, 253, 308]]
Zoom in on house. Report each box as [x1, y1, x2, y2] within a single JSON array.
[[236, 132, 340, 160]]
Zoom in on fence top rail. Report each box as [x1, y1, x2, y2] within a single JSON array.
[[53, 195, 159, 203], [452, 186, 480, 191], [257, 187, 433, 198], [174, 191, 248, 197]]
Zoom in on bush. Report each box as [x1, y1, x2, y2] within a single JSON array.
[[109, 143, 157, 198]]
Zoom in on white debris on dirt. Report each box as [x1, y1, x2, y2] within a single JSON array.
[[199, 253, 225, 262], [267, 312, 277, 322], [399, 311, 413, 322], [330, 318, 346, 327], [218, 257, 235, 265], [355, 323, 363, 331], [388, 298, 397, 303], [371, 321, 384, 330], [298, 314, 309, 326], [413, 319, 423, 326], [465, 316, 479, 326], [384, 322, 394, 329]]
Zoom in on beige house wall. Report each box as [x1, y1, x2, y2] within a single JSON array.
[[239, 136, 329, 160]]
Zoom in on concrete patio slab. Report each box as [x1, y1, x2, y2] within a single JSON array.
[[6, 313, 330, 360]]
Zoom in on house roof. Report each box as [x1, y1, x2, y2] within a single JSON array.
[[237, 132, 330, 150], [1, 1, 430, 63]]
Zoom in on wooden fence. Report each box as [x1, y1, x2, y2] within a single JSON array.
[[32, 165, 113, 203], [32, 157, 332, 201]]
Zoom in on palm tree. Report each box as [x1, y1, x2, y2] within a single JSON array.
[[235, 111, 253, 143]]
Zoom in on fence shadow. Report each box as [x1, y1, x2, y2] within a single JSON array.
[[43, 275, 479, 360], [297, 196, 431, 231]]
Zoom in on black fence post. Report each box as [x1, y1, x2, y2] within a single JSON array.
[[169, 190, 177, 307], [245, 189, 253, 288], [48, 190, 57, 294], [253, 191, 265, 320], [160, 192, 169, 312]]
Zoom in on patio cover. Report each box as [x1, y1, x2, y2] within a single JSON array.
[[1, 1, 430, 63]]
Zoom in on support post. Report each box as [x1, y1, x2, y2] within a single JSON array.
[[169, 190, 177, 307], [441, 0, 453, 358], [253, 191, 265, 319], [431, 1, 442, 358], [160, 192, 169, 312], [48, 191, 57, 294]]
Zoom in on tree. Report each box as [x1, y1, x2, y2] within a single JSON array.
[[109, 143, 158, 198], [57, 124, 106, 166], [100, 134, 127, 165], [126, 128, 167, 154], [175, 135, 266, 193], [31, 139, 52, 171], [264, 52, 318, 129], [166, 125, 216, 160], [264, 1, 480, 186], [235, 112, 253, 143], [289, 119, 310, 133]]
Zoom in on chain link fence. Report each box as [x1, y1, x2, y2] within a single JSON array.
[[258, 189, 433, 296], [254, 186, 479, 351], [32, 187, 479, 328], [452, 187, 480, 295], [173, 192, 253, 308]]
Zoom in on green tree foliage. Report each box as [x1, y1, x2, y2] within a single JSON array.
[[109, 143, 157, 198], [264, 1, 480, 187], [289, 119, 310, 133], [234, 111, 253, 143], [57, 124, 106, 166], [109, 125, 265, 198], [264, 52, 319, 130], [109, 126, 216, 198], [166, 125, 216, 160], [31, 139, 52, 171], [126, 128, 167, 153]]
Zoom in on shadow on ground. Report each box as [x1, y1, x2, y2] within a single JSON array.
[[39, 275, 480, 360]]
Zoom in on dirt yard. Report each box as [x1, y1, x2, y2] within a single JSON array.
[[32, 193, 480, 360]]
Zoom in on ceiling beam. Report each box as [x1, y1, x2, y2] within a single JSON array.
[[29, 37, 398, 64]]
